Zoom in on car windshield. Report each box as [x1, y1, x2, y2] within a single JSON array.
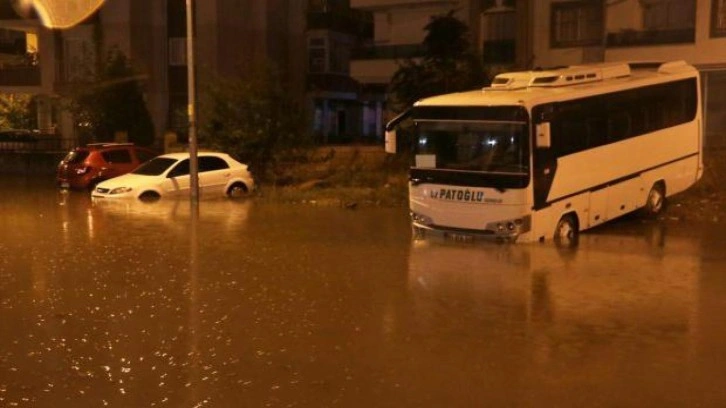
[[413, 121, 529, 174], [63, 150, 90, 164], [132, 157, 178, 176]]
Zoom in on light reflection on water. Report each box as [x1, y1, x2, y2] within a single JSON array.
[[1, 179, 725, 407]]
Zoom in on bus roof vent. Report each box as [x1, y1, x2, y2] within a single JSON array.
[[485, 62, 632, 91], [488, 72, 537, 90], [657, 60, 692, 74]]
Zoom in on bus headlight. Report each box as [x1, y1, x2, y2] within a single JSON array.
[[487, 216, 531, 236], [410, 212, 433, 226]]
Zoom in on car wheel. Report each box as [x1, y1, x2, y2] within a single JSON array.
[[226, 182, 249, 199], [554, 214, 578, 248], [139, 191, 161, 202], [643, 182, 665, 218]]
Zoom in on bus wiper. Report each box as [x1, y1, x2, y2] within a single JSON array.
[[410, 175, 433, 186]]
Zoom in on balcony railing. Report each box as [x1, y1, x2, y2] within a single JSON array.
[[0, 132, 77, 153], [307, 73, 361, 94], [606, 28, 695, 47], [352, 44, 426, 60], [0, 64, 40, 86], [307, 10, 373, 37]]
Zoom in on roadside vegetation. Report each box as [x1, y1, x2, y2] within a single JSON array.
[[66, 47, 155, 146], [196, 10, 483, 208], [198, 64, 315, 181], [667, 149, 726, 223], [0, 94, 35, 129]]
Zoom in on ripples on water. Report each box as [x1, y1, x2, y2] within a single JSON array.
[[0, 178, 725, 407]]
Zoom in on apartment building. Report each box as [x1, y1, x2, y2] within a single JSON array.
[[529, 0, 726, 148], [349, 0, 528, 139], [306, 0, 374, 144], [0, 0, 306, 148]]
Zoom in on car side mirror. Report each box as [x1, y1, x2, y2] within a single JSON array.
[[536, 122, 551, 149]]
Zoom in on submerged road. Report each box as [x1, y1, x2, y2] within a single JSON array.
[[1, 178, 725, 407]]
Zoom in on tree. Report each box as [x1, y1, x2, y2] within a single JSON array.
[[387, 11, 488, 114], [67, 47, 154, 146], [0, 94, 35, 129], [198, 63, 313, 181]]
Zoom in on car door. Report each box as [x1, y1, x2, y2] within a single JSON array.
[[198, 156, 232, 196], [162, 159, 191, 196], [101, 148, 135, 178]]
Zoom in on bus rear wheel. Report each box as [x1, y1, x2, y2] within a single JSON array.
[[554, 214, 578, 248], [643, 182, 665, 218]]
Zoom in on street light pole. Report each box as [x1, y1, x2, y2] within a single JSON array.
[[186, 0, 199, 203]]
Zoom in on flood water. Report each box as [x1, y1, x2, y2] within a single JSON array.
[[1, 177, 726, 407]]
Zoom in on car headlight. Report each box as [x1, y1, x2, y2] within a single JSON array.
[[109, 187, 133, 195]]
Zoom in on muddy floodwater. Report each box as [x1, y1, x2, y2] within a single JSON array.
[[1, 177, 726, 407]]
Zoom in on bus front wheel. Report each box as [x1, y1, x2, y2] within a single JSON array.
[[643, 182, 666, 218], [554, 214, 578, 248]]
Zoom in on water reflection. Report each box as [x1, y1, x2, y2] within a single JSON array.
[[405, 229, 714, 406], [2, 177, 726, 406]]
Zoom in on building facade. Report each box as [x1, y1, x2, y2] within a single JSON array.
[[0, 0, 307, 149], [528, 0, 726, 148], [349, 0, 527, 139], [305, 0, 375, 144], [347, 0, 726, 148]]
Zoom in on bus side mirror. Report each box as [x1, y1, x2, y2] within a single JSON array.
[[536, 122, 551, 149], [385, 129, 397, 154]]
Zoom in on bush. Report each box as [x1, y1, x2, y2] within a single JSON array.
[[199, 63, 314, 181]]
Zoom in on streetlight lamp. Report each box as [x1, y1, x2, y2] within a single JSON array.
[[186, 0, 199, 203]]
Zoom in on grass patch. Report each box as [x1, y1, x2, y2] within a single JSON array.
[[256, 146, 409, 207]]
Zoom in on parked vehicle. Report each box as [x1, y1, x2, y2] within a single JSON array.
[[385, 60, 702, 245], [57, 143, 158, 190], [91, 152, 255, 201]]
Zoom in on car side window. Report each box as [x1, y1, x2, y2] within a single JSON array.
[[102, 149, 133, 164], [167, 159, 190, 178], [198, 156, 229, 172]]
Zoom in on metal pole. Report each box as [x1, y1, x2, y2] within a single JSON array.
[[186, 0, 199, 202]]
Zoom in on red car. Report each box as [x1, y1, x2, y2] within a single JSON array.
[[57, 143, 158, 190]]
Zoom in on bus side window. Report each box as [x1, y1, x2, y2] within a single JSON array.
[[629, 103, 646, 136], [587, 116, 607, 148], [557, 117, 588, 156], [608, 110, 631, 142]]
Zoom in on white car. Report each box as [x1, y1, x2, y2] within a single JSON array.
[[92, 152, 255, 201]]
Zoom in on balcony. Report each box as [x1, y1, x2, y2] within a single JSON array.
[[352, 44, 425, 60], [606, 28, 695, 47], [350, 0, 456, 10], [307, 73, 361, 96], [307, 9, 373, 38], [0, 62, 40, 86]]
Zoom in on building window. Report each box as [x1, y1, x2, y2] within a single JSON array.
[[484, 10, 516, 41], [308, 37, 326, 73], [550, 1, 603, 48], [712, 0, 726, 37], [169, 37, 187, 66], [641, 0, 694, 31]]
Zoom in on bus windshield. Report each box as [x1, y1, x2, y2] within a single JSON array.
[[413, 121, 529, 174]]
